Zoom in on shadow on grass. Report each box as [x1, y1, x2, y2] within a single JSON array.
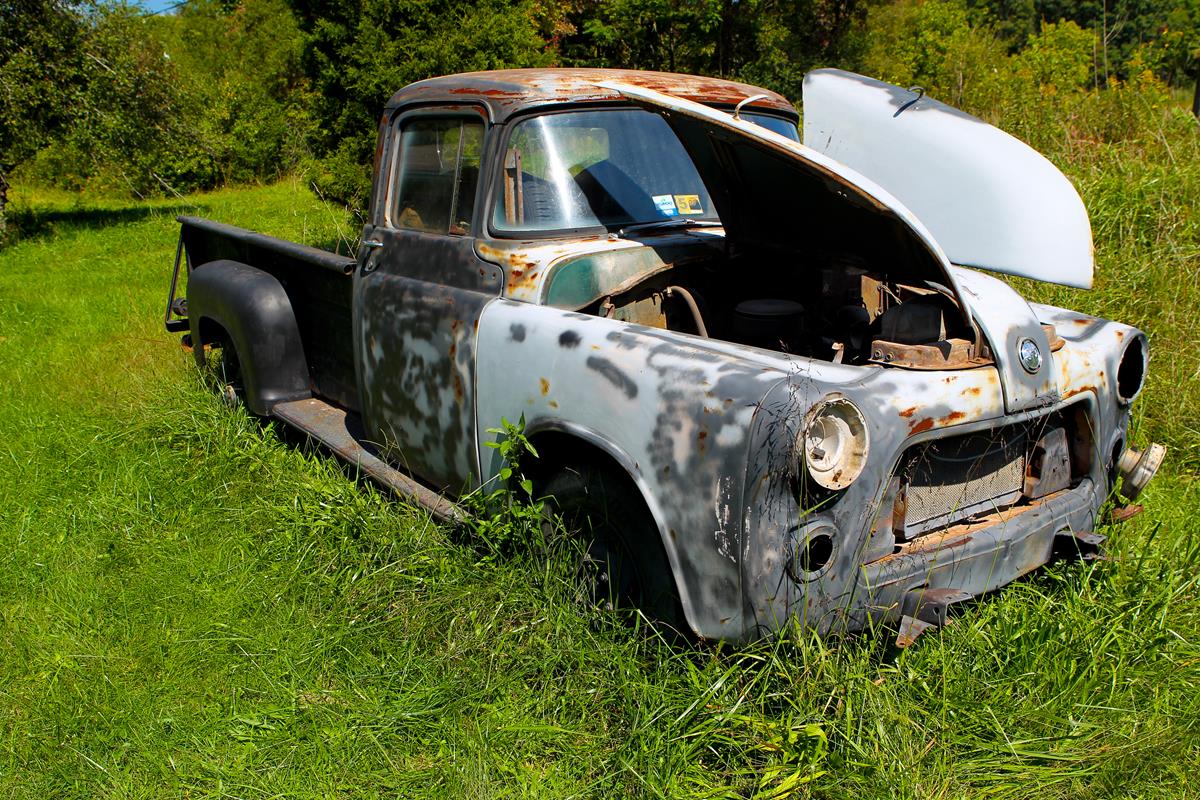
[[6, 201, 208, 245]]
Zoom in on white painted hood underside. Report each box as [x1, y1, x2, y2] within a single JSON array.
[[802, 69, 1094, 289]]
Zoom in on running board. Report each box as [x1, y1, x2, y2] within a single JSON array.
[[272, 398, 467, 524]]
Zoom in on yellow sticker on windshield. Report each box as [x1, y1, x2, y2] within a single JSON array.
[[674, 194, 703, 215]]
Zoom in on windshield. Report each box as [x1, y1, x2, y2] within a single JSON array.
[[492, 108, 718, 234]]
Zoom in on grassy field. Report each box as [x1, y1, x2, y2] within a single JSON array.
[[0, 168, 1198, 799]]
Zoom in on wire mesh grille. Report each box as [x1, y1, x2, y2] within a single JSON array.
[[899, 429, 1027, 537]]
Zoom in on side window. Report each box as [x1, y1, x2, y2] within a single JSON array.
[[390, 117, 484, 235]]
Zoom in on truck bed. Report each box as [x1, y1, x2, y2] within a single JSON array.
[[176, 216, 360, 411]]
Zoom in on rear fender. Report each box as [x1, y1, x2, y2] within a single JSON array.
[[187, 259, 311, 415]]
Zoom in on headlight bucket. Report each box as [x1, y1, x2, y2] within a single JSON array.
[[1116, 333, 1148, 405], [800, 396, 870, 491]]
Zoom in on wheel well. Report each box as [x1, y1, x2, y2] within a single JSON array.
[[527, 429, 679, 554], [525, 430, 627, 489], [196, 316, 231, 350]]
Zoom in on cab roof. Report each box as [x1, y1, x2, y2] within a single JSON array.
[[386, 68, 798, 123]]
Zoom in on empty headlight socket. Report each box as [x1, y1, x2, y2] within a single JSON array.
[[1116, 334, 1148, 405]]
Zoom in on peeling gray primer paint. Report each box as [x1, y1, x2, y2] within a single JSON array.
[[475, 287, 1143, 641], [354, 228, 502, 492], [475, 301, 790, 638]]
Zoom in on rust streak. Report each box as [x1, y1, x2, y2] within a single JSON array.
[[539, 377, 550, 396], [899, 406, 917, 418], [909, 418, 934, 435], [1062, 384, 1096, 399]]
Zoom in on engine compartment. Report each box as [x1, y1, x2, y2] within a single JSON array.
[[576, 251, 989, 369]]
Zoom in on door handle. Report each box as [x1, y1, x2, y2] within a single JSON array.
[[360, 238, 384, 274]]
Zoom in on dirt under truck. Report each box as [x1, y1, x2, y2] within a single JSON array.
[[163, 68, 1164, 643]]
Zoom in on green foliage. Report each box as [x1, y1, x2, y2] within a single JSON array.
[[864, 0, 1011, 108], [9, 0, 313, 215], [736, 0, 869, 98], [1139, 0, 1200, 89], [71, 4, 202, 195], [1013, 19, 1096, 90], [464, 414, 546, 558], [0, 0, 85, 237], [0, 0, 83, 175], [289, 0, 552, 213], [160, 0, 315, 186], [555, 0, 867, 99]]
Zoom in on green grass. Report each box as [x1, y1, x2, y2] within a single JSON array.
[[1, 167, 1198, 798]]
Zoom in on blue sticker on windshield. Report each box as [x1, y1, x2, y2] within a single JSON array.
[[652, 194, 678, 216]]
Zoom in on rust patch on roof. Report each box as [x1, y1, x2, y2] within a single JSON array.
[[388, 68, 797, 123]]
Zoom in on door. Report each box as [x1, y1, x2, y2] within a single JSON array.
[[353, 109, 503, 492]]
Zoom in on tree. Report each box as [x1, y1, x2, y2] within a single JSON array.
[[2, 2, 198, 234], [70, 5, 195, 196], [288, 0, 552, 212], [1151, 0, 1200, 116], [558, 0, 867, 99], [158, 0, 316, 186], [0, 0, 84, 238]]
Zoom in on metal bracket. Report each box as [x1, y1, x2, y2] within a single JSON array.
[[164, 230, 190, 333], [896, 587, 973, 646], [1053, 529, 1107, 562], [896, 615, 935, 648], [902, 587, 973, 627]]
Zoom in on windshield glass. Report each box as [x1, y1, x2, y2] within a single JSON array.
[[492, 109, 718, 233]]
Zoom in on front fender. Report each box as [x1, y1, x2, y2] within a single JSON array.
[[474, 299, 791, 640]]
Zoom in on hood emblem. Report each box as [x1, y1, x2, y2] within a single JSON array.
[[1018, 338, 1043, 374]]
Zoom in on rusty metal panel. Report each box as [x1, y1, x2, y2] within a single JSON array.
[[386, 68, 798, 125], [273, 398, 466, 524]]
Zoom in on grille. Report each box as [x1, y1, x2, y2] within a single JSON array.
[[897, 428, 1027, 538]]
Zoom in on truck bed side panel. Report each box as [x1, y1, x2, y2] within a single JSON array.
[[180, 217, 360, 412]]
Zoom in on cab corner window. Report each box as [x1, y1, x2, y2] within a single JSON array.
[[390, 117, 483, 235]]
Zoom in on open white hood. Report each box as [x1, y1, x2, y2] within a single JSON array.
[[802, 69, 1094, 289], [599, 78, 1064, 412]]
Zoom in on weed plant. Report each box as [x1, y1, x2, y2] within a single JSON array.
[[0, 96, 1197, 798]]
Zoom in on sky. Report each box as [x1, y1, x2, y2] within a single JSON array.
[[135, 0, 186, 15]]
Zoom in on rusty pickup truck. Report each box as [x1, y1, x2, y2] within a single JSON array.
[[164, 68, 1163, 643]]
